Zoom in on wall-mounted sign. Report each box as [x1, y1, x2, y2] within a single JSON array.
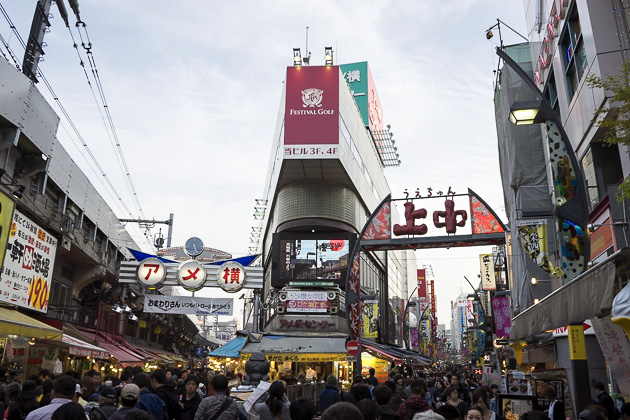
[[136, 258, 167, 289], [144, 295, 233, 316], [177, 260, 206, 292], [0, 210, 57, 312], [285, 290, 329, 313], [362, 299, 379, 338], [479, 253, 497, 291], [217, 261, 246, 293], [271, 315, 341, 332]]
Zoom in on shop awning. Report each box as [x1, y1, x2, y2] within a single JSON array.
[[510, 248, 628, 341], [362, 342, 402, 363], [209, 336, 247, 358], [0, 307, 62, 340], [240, 335, 347, 355], [124, 343, 160, 361], [96, 341, 143, 363], [62, 334, 108, 359]]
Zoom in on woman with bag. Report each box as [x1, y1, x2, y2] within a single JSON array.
[[252, 381, 291, 420]]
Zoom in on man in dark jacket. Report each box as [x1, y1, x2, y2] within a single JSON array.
[[151, 369, 183, 420], [319, 375, 342, 415], [194, 375, 238, 420], [398, 379, 432, 420], [180, 376, 202, 420], [593, 382, 618, 420], [374, 384, 401, 420], [350, 375, 373, 403], [109, 384, 144, 420], [134, 373, 167, 420], [365, 368, 379, 387], [89, 386, 118, 420]]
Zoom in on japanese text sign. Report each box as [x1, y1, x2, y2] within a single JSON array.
[[285, 290, 329, 313], [479, 253, 497, 291], [136, 258, 167, 289], [492, 295, 511, 337], [144, 295, 233, 316], [0, 210, 57, 312], [217, 261, 246, 293], [591, 316, 630, 395]]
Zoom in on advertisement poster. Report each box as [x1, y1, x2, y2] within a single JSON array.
[[506, 372, 532, 395], [516, 220, 562, 278], [362, 299, 379, 338], [492, 295, 512, 337], [0, 192, 16, 271], [285, 291, 329, 313], [591, 316, 630, 397], [144, 295, 233, 316], [0, 210, 57, 312]]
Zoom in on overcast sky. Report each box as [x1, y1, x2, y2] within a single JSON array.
[[2, 1, 529, 327]]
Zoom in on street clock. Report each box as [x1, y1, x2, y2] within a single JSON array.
[[184, 237, 204, 258]]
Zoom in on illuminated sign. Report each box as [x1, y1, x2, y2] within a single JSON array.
[[137, 258, 167, 289], [217, 261, 246, 293], [534, 0, 567, 85]]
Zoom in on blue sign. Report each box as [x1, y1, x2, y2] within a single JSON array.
[[194, 347, 203, 357]]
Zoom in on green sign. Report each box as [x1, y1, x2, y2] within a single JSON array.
[[339, 62, 369, 126], [289, 281, 335, 287]]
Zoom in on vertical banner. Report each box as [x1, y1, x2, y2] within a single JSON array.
[[0, 192, 16, 271], [417, 269, 427, 313], [362, 299, 379, 338], [516, 220, 563, 278], [568, 325, 587, 360], [429, 280, 437, 338], [492, 295, 512, 338], [0, 210, 57, 312], [479, 253, 497, 291], [591, 316, 630, 396]]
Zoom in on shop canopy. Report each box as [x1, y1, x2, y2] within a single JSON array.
[[240, 335, 349, 362], [361, 341, 430, 366], [209, 336, 246, 358], [510, 248, 628, 341], [96, 341, 143, 363], [62, 334, 108, 359], [0, 307, 62, 340]]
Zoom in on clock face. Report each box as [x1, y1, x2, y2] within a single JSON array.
[[185, 237, 204, 257]]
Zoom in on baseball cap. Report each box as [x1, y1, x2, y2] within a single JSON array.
[[100, 386, 117, 400], [121, 384, 140, 400]]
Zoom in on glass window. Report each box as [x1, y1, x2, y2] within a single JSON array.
[[544, 69, 561, 120], [560, 5, 588, 101]]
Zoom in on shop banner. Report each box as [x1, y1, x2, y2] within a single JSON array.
[[362, 299, 379, 338], [69, 345, 107, 359], [417, 269, 427, 313], [144, 295, 233, 315], [479, 254, 497, 291], [516, 220, 563, 278], [285, 291, 329, 313], [0, 210, 57, 312], [591, 316, 630, 396], [492, 295, 511, 337]]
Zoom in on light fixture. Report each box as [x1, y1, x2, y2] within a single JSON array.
[[324, 47, 333, 66], [29, 337, 36, 346], [486, 30, 494, 40], [123, 305, 132, 313], [112, 305, 123, 313], [531, 277, 550, 285], [534, 298, 540, 304], [508, 99, 545, 125], [11, 185, 25, 199], [129, 314, 138, 321], [293, 48, 302, 66], [587, 222, 628, 232]]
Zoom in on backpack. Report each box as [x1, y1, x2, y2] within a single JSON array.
[[84, 402, 99, 414]]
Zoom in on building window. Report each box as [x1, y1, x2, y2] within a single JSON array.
[[581, 144, 623, 210], [560, 5, 587, 101], [49, 280, 71, 308], [544, 69, 561, 121]]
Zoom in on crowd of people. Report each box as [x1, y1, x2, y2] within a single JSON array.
[[0, 365, 627, 420]]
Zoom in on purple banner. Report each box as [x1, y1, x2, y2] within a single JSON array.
[[492, 296, 511, 337], [410, 329, 419, 348]]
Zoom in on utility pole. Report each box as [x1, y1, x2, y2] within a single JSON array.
[[119, 213, 174, 249], [23, 0, 52, 83]]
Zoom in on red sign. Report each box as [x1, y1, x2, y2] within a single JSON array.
[[346, 340, 360, 356], [284, 66, 339, 147], [590, 218, 614, 259], [417, 269, 427, 312]]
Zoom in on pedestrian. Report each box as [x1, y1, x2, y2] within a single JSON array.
[[4, 383, 21, 419], [39, 381, 53, 408], [413, 411, 447, 420], [180, 376, 202, 420], [444, 385, 468, 419], [8, 380, 40, 420], [289, 397, 315, 420], [318, 375, 342, 415], [133, 373, 166, 420], [399, 379, 433, 420], [25, 376, 75, 420], [394, 375, 407, 401], [434, 380, 447, 405], [593, 382, 619, 420], [193, 375, 238, 420], [51, 402, 86, 420], [366, 368, 379, 388], [350, 374, 373, 403], [252, 380, 290, 420], [488, 385, 499, 415], [88, 386, 118, 420], [320, 402, 363, 420], [357, 399, 381, 420], [151, 369, 182, 420], [109, 384, 145, 420], [541, 385, 564, 420], [620, 403, 630, 420], [471, 388, 503, 420], [466, 406, 484, 420], [437, 404, 462, 420], [373, 385, 400, 420], [450, 376, 470, 406]]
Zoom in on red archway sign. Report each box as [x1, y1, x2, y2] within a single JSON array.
[[346, 340, 360, 356]]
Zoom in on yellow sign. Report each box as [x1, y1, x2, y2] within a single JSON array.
[[568, 325, 587, 360], [0, 192, 15, 271], [362, 300, 379, 338], [361, 354, 388, 382], [241, 353, 348, 362]]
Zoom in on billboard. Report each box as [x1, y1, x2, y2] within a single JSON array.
[[0, 210, 57, 312], [284, 65, 339, 158], [339, 62, 384, 132]]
